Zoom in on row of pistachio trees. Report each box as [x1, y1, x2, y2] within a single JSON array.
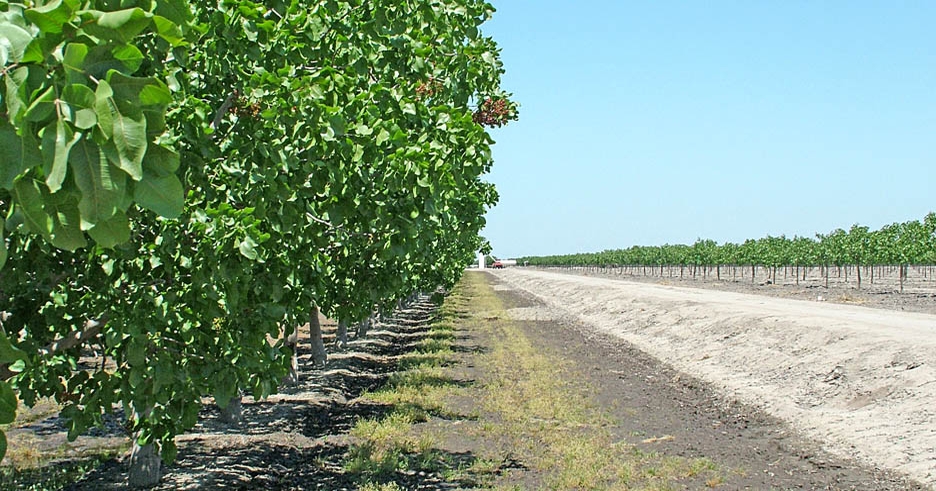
[[0, 0, 514, 486], [520, 213, 936, 291]]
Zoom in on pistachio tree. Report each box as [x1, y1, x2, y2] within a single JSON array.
[[0, 1, 516, 484]]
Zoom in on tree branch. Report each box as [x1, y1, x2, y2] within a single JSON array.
[[211, 90, 240, 137], [0, 316, 106, 381]]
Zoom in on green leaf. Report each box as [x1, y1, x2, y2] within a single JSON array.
[[153, 0, 192, 26], [153, 15, 186, 47], [160, 440, 178, 464], [24, 0, 79, 34], [47, 192, 87, 250], [309, 84, 325, 100], [82, 44, 143, 78], [375, 129, 390, 146], [138, 84, 172, 106], [126, 339, 145, 367], [0, 382, 16, 424], [87, 211, 129, 247], [327, 115, 345, 138], [94, 79, 114, 138], [19, 37, 47, 64], [111, 43, 144, 74], [128, 366, 143, 388], [354, 123, 373, 136], [62, 42, 89, 83], [23, 85, 56, 123], [13, 177, 52, 240], [69, 138, 122, 227], [0, 119, 39, 190], [0, 227, 6, 269], [7, 360, 25, 374], [46, 118, 81, 193], [0, 431, 6, 462], [5, 66, 31, 124], [95, 78, 146, 180], [239, 235, 259, 260], [213, 370, 236, 410], [62, 83, 97, 129], [134, 171, 183, 218], [0, 331, 25, 365], [0, 24, 33, 64], [83, 8, 152, 43], [142, 144, 179, 177]]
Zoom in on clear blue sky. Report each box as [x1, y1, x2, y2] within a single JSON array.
[[480, 1, 936, 258]]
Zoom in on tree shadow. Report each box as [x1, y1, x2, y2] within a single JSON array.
[[13, 410, 127, 438], [59, 296, 489, 489], [70, 435, 505, 490]]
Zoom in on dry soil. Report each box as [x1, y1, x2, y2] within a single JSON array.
[[491, 267, 936, 488]]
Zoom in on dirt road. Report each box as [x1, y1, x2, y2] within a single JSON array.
[[491, 268, 936, 488]]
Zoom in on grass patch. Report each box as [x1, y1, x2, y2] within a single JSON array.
[[0, 444, 129, 491], [4, 398, 62, 430], [344, 412, 437, 476], [346, 274, 726, 489], [346, 292, 495, 487], [358, 482, 405, 491], [456, 271, 727, 490], [1, 396, 131, 490]]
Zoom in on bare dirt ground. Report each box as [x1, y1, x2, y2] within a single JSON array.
[[491, 267, 936, 489]]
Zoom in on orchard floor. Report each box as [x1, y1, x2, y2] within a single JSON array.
[[3, 270, 930, 489], [61, 300, 471, 491]]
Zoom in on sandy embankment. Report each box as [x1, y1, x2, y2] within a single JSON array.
[[492, 268, 936, 488]]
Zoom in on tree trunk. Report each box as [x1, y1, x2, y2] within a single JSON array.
[[128, 406, 160, 488], [128, 439, 161, 488], [857, 264, 862, 290], [282, 324, 300, 386], [220, 395, 243, 425], [309, 306, 327, 367], [900, 264, 905, 293], [336, 320, 348, 349], [356, 316, 370, 338]]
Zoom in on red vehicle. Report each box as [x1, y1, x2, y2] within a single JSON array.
[[492, 260, 504, 269]]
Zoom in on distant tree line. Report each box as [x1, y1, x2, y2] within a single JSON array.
[[519, 213, 936, 292]]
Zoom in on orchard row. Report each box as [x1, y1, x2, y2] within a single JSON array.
[[519, 213, 936, 290], [0, 0, 514, 485]]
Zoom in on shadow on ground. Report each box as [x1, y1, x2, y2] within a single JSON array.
[[59, 295, 492, 490]]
